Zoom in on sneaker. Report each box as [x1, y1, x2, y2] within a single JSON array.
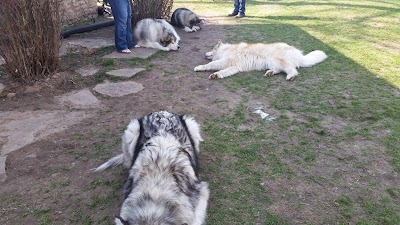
[[235, 13, 245, 18], [228, 12, 238, 17]]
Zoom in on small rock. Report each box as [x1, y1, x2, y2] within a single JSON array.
[[24, 84, 41, 93], [26, 154, 37, 158], [0, 83, 5, 93], [7, 93, 16, 98]]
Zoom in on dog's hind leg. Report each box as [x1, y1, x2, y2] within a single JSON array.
[[284, 68, 299, 81], [209, 66, 240, 79]]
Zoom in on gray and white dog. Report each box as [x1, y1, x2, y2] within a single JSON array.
[[171, 8, 204, 33], [95, 111, 209, 225], [133, 18, 181, 51]]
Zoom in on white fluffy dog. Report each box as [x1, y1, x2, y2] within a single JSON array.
[[194, 40, 327, 80]]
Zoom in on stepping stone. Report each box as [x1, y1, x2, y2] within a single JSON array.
[[64, 38, 114, 55], [0, 156, 6, 182], [106, 68, 145, 78], [103, 48, 158, 59], [0, 56, 5, 66], [76, 67, 100, 77], [0, 110, 90, 156], [0, 83, 5, 93], [58, 89, 100, 109], [93, 81, 144, 97]]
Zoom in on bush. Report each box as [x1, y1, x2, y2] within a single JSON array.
[[0, 0, 62, 84], [131, 0, 174, 25]]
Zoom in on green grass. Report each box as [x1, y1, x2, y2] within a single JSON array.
[[174, 0, 400, 224]]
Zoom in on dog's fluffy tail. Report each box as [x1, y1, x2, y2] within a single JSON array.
[[94, 154, 124, 172], [301, 50, 327, 67]]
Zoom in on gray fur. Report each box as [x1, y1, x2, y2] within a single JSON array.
[[96, 111, 209, 225], [171, 8, 204, 33], [134, 19, 181, 51]]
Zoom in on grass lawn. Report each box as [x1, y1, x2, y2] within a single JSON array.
[[175, 0, 400, 224]]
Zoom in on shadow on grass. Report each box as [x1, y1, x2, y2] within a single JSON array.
[[200, 21, 399, 224]]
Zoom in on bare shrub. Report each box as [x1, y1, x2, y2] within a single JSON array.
[[0, 0, 62, 84], [131, 0, 174, 25]]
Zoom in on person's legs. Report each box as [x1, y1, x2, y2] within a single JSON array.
[[108, 0, 129, 52], [238, 0, 245, 15], [228, 0, 239, 16], [125, 1, 137, 48]]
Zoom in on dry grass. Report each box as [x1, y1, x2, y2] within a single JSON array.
[[0, 0, 62, 84], [131, 0, 173, 25]]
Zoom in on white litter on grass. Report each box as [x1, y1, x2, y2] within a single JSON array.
[[253, 107, 277, 122], [253, 109, 269, 119]]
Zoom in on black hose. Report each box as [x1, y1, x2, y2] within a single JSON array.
[[60, 19, 114, 39]]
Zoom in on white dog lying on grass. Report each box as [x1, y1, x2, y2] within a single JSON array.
[[194, 40, 327, 80]]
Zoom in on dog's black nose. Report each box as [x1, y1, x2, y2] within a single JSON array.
[[178, 45, 180, 49]]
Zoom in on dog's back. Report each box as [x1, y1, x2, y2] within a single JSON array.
[[96, 111, 209, 225]]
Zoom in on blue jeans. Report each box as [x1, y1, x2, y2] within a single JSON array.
[[233, 0, 246, 14], [108, 0, 136, 51]]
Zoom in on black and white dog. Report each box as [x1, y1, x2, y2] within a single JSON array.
[[95, 111, 209, 225], [171, 8, 204, 33]]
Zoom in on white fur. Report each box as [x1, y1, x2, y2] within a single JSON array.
[[194, 40, 327, 80], [183, 115, 204, 153], [94, 119, 140, 172]]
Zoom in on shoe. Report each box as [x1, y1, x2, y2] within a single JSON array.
[[228, 12, 238, 17], [235, 13, 245, 18]]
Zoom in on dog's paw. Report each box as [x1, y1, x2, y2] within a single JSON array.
[[286, 75, 296, 81], [162, 47, 170, 51], [209, 73, 223, 79], [184, 27, 193, 33], [264, 70, 275, 77], [194, 65, 204, 72], [192, 26, 201, 32]]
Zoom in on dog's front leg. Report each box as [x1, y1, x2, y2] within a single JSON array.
[[194, 60, 227, 72], [209, 66, 240, 79]]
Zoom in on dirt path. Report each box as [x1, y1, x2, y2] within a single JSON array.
[[0, 16, 243, 224]]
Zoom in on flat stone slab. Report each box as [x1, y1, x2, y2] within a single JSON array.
[[103, 48, 158, 59], [0, 110, 90, 156], [65, 38, 114, 55], [0, 56, 5, 66], [76, 67, 100, 77], [106, 68, 145, 78], [0, 155, 6, 182], [93, 81, 144, 97], [0, 83, 5, 93], [58, 89, 100, 109]]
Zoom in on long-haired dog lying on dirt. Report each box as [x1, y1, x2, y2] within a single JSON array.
[[170, 8, 204, 33], [95, 111, 209, 225], [194, 40, 327, 80], [134, 18, 181, 51]]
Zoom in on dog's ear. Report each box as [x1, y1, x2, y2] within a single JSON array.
[[182, 115, 203, 153], [122, 118, 141, 168]]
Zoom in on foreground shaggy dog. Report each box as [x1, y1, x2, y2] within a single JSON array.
[[134, 18, 181, 51], [194, 40, 327, 80], [95, 111, 209, 225], [171, 8, 204, 32]]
